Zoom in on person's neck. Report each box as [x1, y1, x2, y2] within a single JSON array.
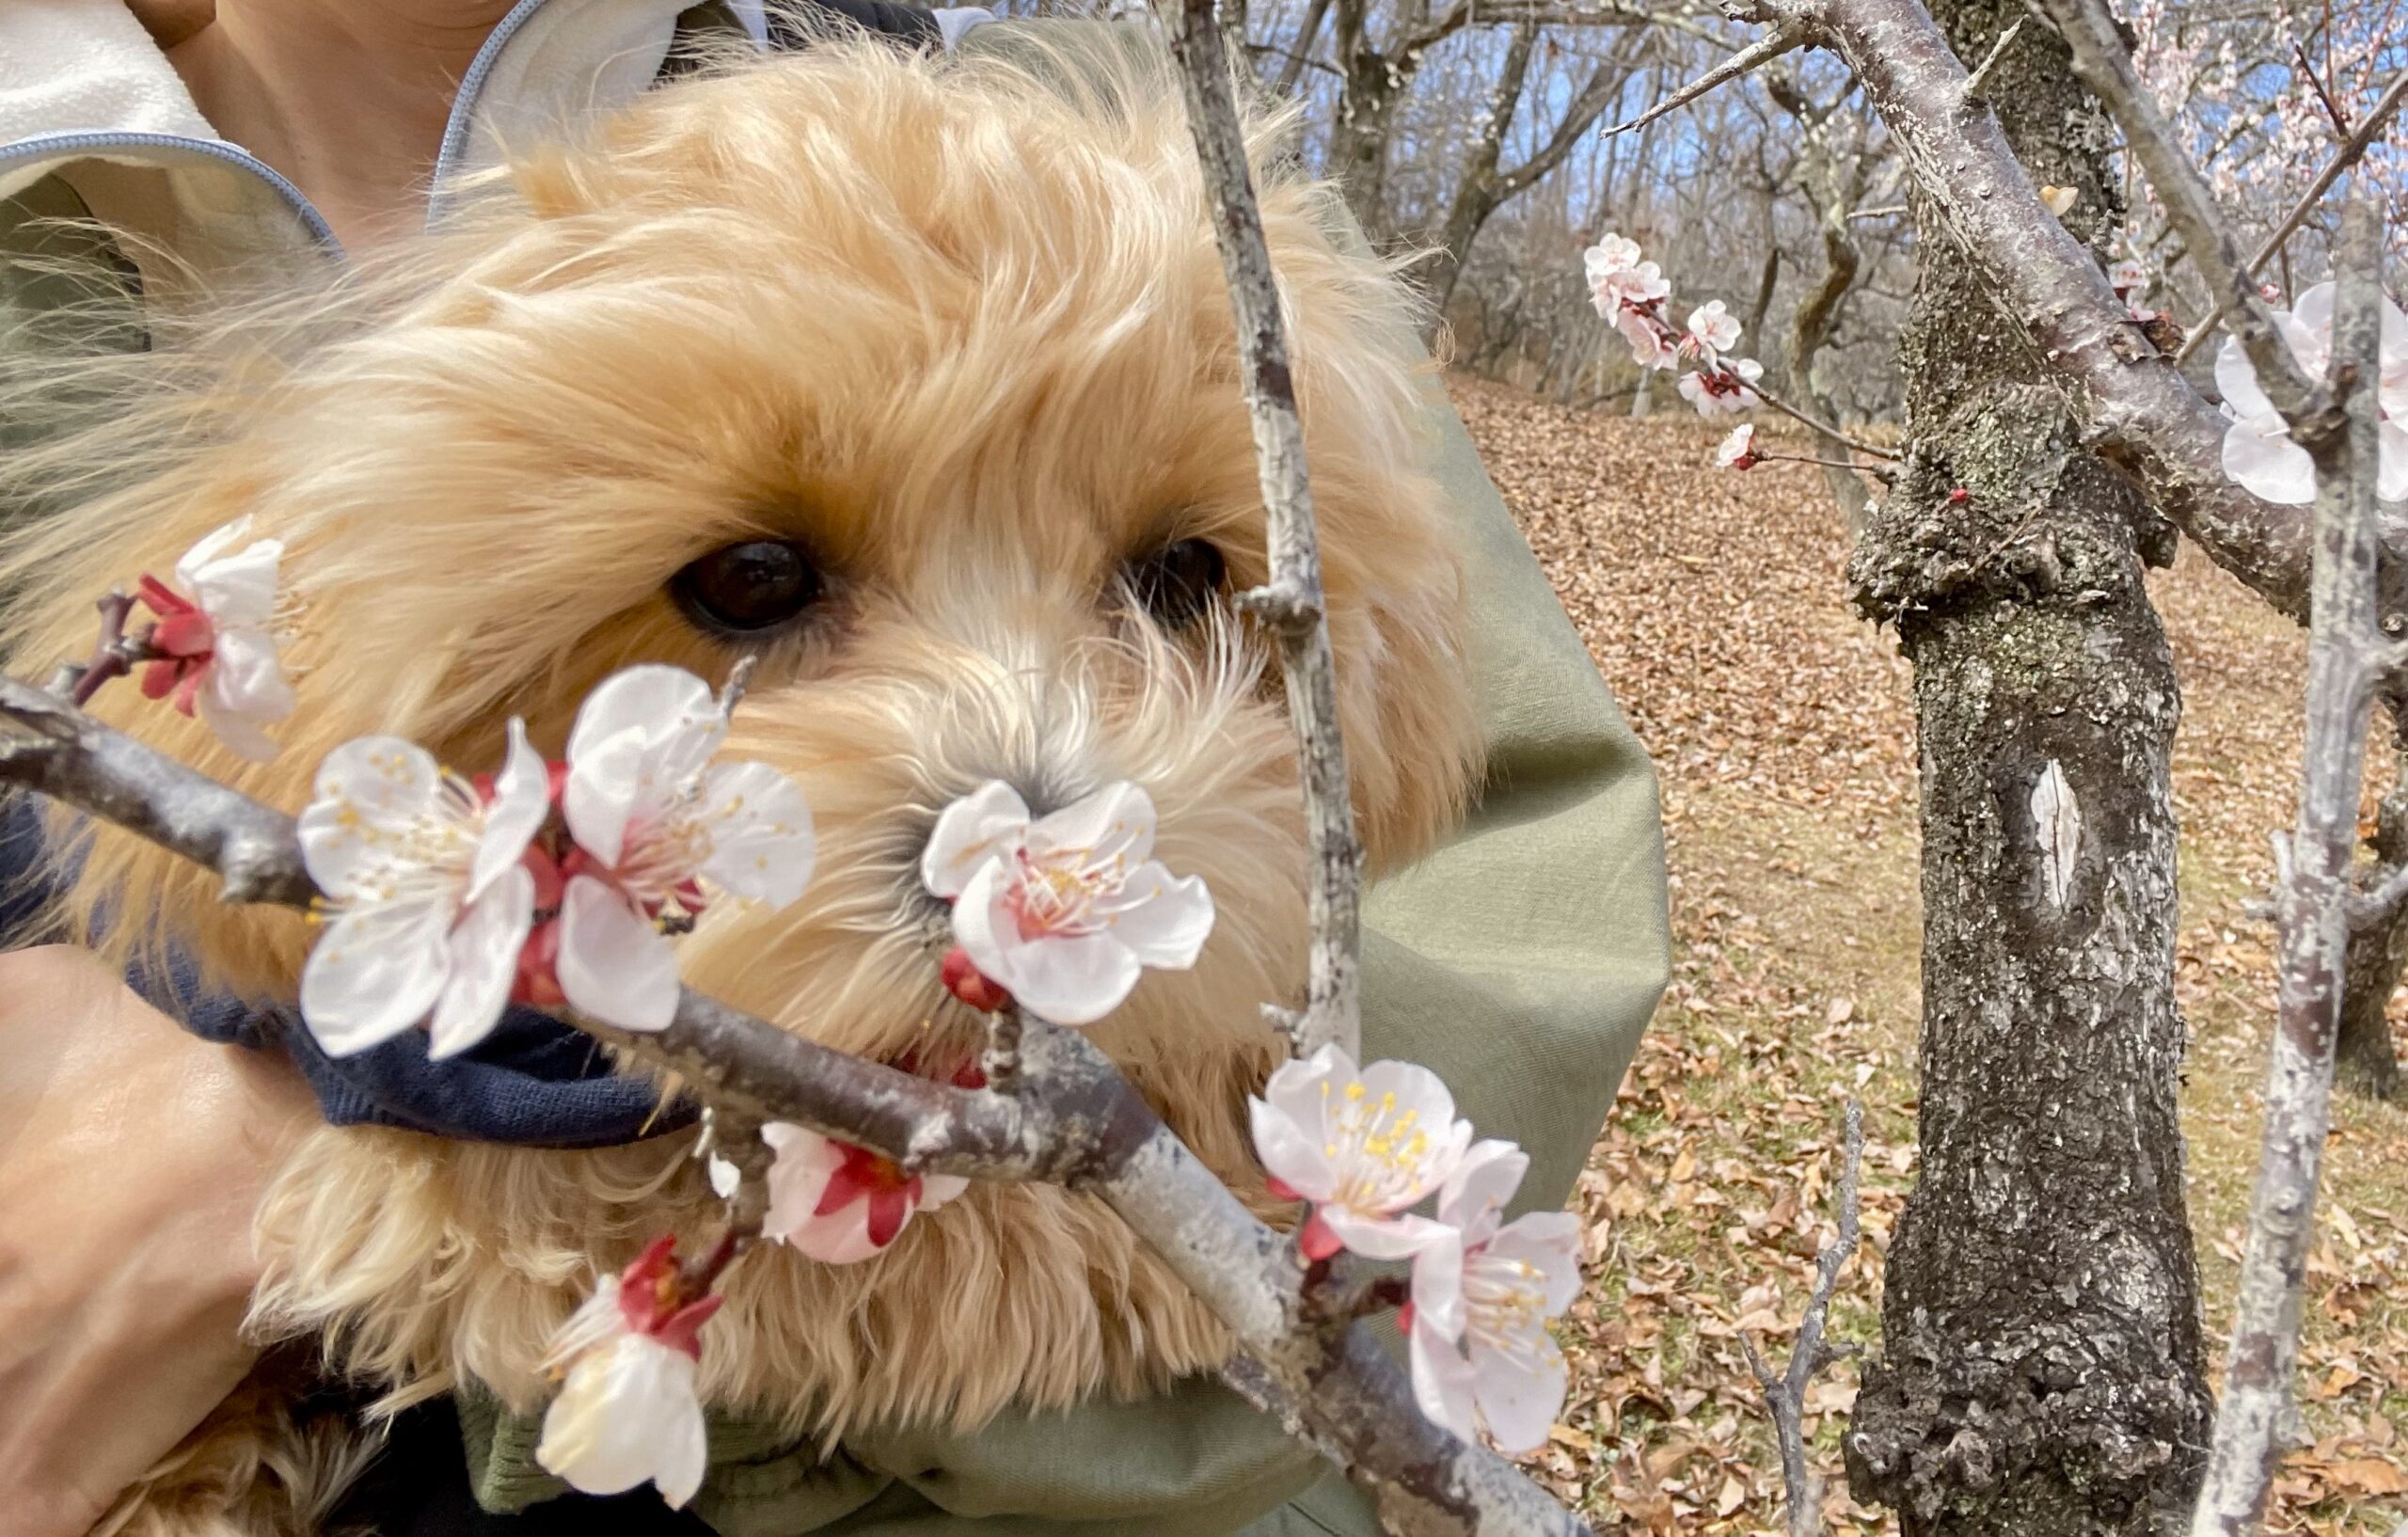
[[163, 1, 521, 252]]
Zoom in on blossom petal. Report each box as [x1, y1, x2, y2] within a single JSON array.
[[296, 737, 448, 898], [1410, 1227, 1468, 1340], [1316, 1206, 1454, 1260], [921, 780, 1031, 899], [172, 516, 250, 584], [557, 875, 681, 1031], [536, 1335, 707, 1504], [695, 760, 816, 907], [1408, 1316, 1480, 1443], [990, 927, 1140, 1026], [1101, 864, 1213, 968], [951, 857, 1142, 1025], [2215, 334, 2278, 420], [2223, 411, 2318, 504], [918, 1173, 970, 1211], [1248, 1093, 1338, 1204], [428, 863, 535, 1059], [1027, 780, 1157, 864], [1472, 1332, 1568, 1454], [1489, 1211, 1586, 1316], [1356, 1057, 1463, 1147], [198, 627, 294, 760], [298, 900, 452, 1055], [761, 1125, 895, 1264], [2381, 420, 2408, 504], [564, 665, 725, 863], [471, 719, 550, 902], [1437, 1138, 1530, 1245]]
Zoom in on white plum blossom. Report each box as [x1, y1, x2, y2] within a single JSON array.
[[1248, 1043, 1474, 1260], [1715, 423, 1760, 470], [920, 780, 1213, 1026], [296, 721, 550, 1058], [135, 517, 296, 761], [1678, 357, 1765, 417], [1615, 311, 1677, 371], [760, 1121, 969, 1264], [535, 1237, 720, 1507], [557, 665, 816, 1031], [2216, 281, 2408, 505], [2109, 258, 2147, 293], [1684, 300, 1741, 358], [1404, 1139, 1582, 1454], [1582, 234, 1670, 317]]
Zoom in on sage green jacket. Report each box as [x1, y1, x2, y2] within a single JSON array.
[[1, 5, 1668, 1532]]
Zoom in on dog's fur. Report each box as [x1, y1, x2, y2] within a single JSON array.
[[2, 34, 1480, 1534]]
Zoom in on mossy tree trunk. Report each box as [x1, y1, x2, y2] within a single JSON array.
[[1839, 4, 2212, 1532]]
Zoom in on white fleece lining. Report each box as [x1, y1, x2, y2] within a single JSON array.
[[0, 0, 221, 150]]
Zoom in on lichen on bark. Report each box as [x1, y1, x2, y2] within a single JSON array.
[[1839, 1, 2211, 1530]]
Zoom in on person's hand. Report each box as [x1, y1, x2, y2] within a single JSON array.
[[0, 945, 316, 1537]]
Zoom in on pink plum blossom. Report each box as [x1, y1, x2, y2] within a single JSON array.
[[1403, 1140, 1582, 1454], [1678, 357, 1765, 416], [535, 1237, 721, 1507], [1684, 300, 1741, 358], [296, 721, 550, 1058], [133, 517, 295, 761], [921, 780, 1213, 1026], [760, 1122, 969, 1263], [1716, 423, 1760, 470], [1248, 1042, 1474, 1260], [555, 666, 816, 1031], [2215, 281, 2408, 505]]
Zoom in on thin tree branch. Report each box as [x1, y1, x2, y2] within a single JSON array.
[[1598, 23, 1812, 137], [1739, 1101, 1863, 1537], [1749, 378, 1901, 461], [0, 672, 1594, 1537], [2189, 182, 2386, 1537], [2029, 0, 2328, 426], [2173, 71, 2408, 365], [2347, 857, 2408, 930], [1164, 0, 1362, 1060], [1846, 203, 1909, 220]]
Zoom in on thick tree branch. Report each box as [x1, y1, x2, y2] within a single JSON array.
[[2189, 184, 2385, 1537], [1164, 0, 1363, 1060], [0, 670, 1593, 1537], [2027, 0, 2328, 424]]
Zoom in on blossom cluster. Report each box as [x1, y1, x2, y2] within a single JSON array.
[[295, 664, 816, 1057], [1250, 1044, 1583, 1453], [2214, 281, 2408, 506], [1582, 233, 1766, 420]]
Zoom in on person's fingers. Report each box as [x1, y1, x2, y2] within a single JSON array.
[[0, 945, 314, 1537]]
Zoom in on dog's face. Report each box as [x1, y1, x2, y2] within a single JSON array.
[[26, 40, 1481, 1083], [10, 34, 1489, 1440]]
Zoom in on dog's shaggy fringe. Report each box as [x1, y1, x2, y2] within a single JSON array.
[[2, 28, 1481, 1531]]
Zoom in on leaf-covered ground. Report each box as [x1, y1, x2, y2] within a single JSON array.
[[1448, 375, 2408, 1536]]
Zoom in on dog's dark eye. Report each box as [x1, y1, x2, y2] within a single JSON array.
[[673, 541, 823, 634], [1125, 539, 1227, 631]]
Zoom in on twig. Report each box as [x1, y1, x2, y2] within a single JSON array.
[[2173, 71, 2408, 365], [2188, 182, 2386, 1537], [0, 673, 1594, 1537], [1748, 379, 1902, 461], [1959, 16, 2025, 105], [2291, 40, 2352, 138], [1739, 1101, 1864, 1537], [1163, 0, 1362, 1059], [1846, 203, 1909, 221], [1754, 452, 1894, 479], [2347, 859, 2408, 930], [1597, 23, 1811, 136], [2031, 0, 2329, 428], [46, 590, 159, 706]]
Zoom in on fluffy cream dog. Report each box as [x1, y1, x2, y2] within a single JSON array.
[[2, 33, 1480, 1535]]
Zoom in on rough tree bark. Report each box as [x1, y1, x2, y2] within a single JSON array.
[[2337, 753, 2406, 1099], [1839, 3, 2211, 1532]]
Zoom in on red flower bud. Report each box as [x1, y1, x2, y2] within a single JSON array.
[[941, 946, 1012, 1012]]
